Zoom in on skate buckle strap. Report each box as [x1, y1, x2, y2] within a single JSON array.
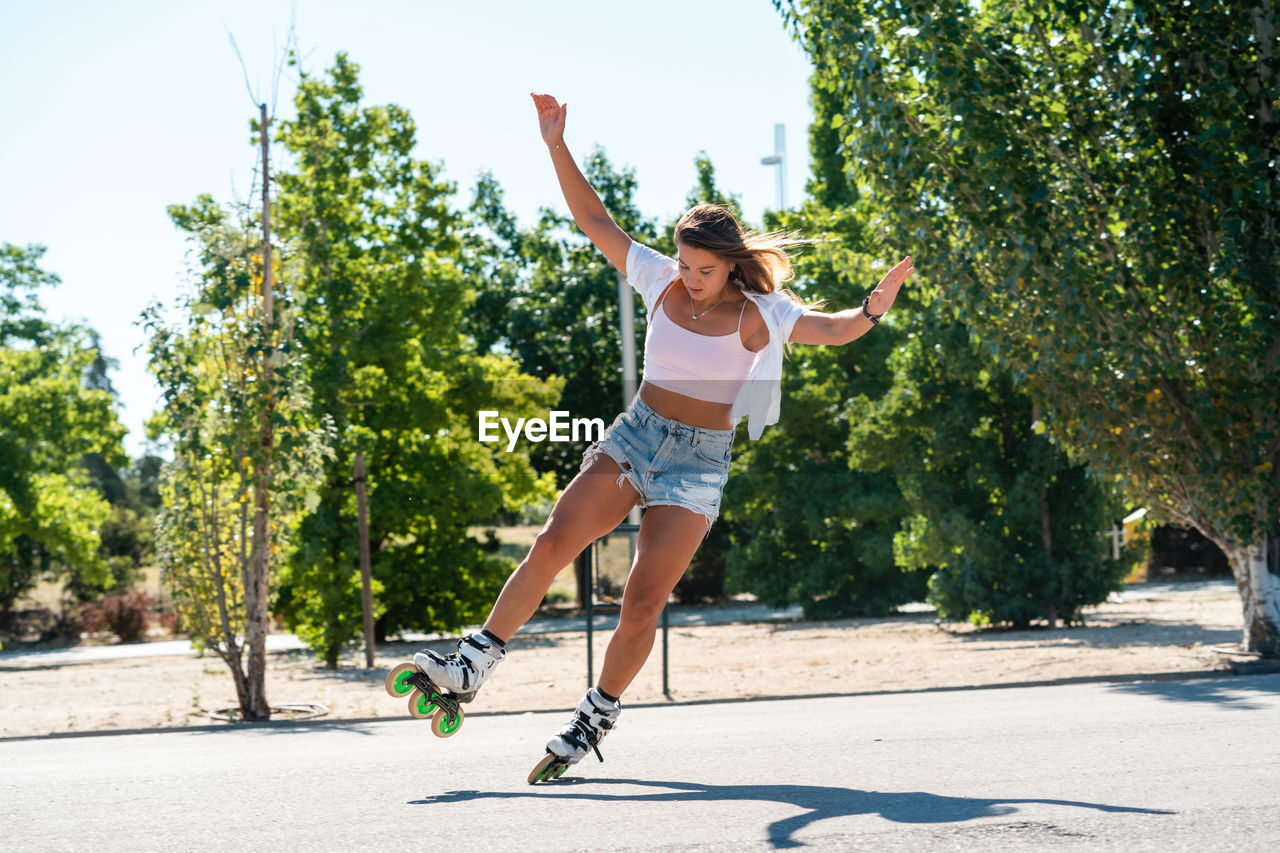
[[453, 635, 496, 692], [462, 634, 491, 655], [567, 712, 610, 763], [455, 649, 472, 692]]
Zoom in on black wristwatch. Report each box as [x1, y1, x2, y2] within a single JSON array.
[[862, 296, 884, 325]]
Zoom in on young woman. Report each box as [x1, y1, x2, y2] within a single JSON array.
[[412, 93, 913, 779]]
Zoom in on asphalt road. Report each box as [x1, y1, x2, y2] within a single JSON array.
[[3, 672, 1277, 852]]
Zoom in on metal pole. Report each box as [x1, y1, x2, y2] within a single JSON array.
[[582, 549, 593, 688], [619, 272, 637, 405], [662, 602, 670, 697], [618, 272, 642, 528], [760, 123, 786, 211], [774, 123, 786, 211]]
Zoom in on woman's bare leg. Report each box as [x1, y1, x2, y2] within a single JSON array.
[[596, 505, 708, 698], [482, 453, 639, 642]]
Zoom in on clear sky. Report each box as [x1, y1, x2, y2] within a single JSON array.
[[0, 1, 816, 456]]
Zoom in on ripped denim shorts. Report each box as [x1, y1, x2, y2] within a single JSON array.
[[579, 394, 735, 532]]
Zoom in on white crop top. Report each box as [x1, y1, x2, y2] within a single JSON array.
[[642, 284, 758, 404], [626, 240, 807, 439]]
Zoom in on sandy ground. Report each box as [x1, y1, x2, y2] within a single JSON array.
[[0, 582, 1258, 739]]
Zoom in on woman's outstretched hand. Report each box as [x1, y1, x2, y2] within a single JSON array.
[[867, 256, 914, 316], [531, 92, 567, 147]]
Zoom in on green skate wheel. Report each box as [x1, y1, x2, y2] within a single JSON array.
[[527, 753, 558, 783], [527, 752, 566, 784], [407, 688, 439, 719], [430, 707, 463, 738], [385, 663, 418, 699]]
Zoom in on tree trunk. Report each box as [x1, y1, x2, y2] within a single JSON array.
[[1035, 406, 1057, 629], [243, 498, 271, 721], [244, 379, 275, 719], [1040, 482, 1056, 628], [355, 454, 376, 668], [240, 101, 275, 723], [1228, 530, 1280, 655]]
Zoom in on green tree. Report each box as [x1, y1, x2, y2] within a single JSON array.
[[0, 244, 125, 617], [782, 0, 1280, 651], [274, 54, 557, 665], [146, 194, 329, 719], [854, 315, 1127, 627]]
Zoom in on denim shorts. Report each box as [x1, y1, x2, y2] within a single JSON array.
[[580, 395, 735, 531]]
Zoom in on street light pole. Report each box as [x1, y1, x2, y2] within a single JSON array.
[[759, 123, 786, 210], [618, 272, 641, 526]]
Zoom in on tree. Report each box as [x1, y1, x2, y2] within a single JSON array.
[[0, 244, 125, 617], [146, 195, 327, 720], [781, 0, 1280, 651], [854, 314, 1128, 627], [68, 451, 160, 603], [273, 54, 557, 665]]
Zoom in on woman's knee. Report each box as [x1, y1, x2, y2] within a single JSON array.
[[618, 588, 669, 630], [525, 519, 584, 570]]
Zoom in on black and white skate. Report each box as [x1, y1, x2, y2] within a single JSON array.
[[384, 662, 472, 738]]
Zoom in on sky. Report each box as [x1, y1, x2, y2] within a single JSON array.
[[0, 1, 816, 456]]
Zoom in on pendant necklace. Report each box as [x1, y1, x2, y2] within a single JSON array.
[[691, 292, 727, 321]]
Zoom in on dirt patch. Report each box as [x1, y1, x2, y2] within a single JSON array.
[[0, 583, 1251, 739]]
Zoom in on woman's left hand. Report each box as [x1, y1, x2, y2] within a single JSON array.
[[866, 255, 913, 316]]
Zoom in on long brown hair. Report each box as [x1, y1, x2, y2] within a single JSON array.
[[673, 204, 817, 306]]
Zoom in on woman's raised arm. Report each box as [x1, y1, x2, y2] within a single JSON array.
[[789, 255, 914, 346], [531, 92, 631, 272]]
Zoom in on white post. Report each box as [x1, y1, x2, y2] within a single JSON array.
[[760, 123, 786, 210], [618, 272, 637, 406], [618, 272, 641, 526], [774, 123, 786, 210]]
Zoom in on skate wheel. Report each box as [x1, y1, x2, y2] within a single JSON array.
[[527, 752, 568, 785], [407, 688, 438, 719], [385, 663, 418, 699], [431, 707, 463, 738]]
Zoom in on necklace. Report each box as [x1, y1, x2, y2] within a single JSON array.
[[690, 291, 727, 321]]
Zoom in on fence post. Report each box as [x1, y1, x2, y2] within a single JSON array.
[[580, 549, 593, 688]]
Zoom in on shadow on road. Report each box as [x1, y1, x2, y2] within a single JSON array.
[[1109, 674, 1280, 710], [411, 780, 1173, 848]]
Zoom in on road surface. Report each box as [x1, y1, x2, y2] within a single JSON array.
[[3, 671, 1276, 851]]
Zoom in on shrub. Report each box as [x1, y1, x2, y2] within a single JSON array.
[[79, 589, 154, 642]]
